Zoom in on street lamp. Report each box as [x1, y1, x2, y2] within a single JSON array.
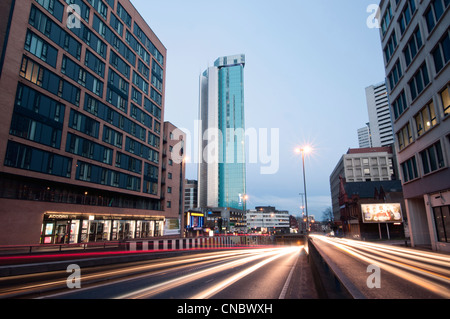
[[295, 146, 312, 235]]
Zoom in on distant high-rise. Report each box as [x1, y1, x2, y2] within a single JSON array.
[[198, 54, 246, 210], [358, 123, 373, 148], [365, 82, 394, 147]]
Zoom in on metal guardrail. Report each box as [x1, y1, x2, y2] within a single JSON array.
[[0, 241, 123, 256]]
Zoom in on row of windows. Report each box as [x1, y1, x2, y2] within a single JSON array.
[[29, 5, 82, 60], [383, 0, 449, 96], [62, 55, 104, 97], [125, 137, 159, 164], [396, 85, 448, 151], [0, 172, 162, 211], [382, 0, 448, 41], [10, 112, 63, 150], [116, 151, 142, 174], [20, 55, 81, 107], [27, 3, 163, 145], [84, 93, 149, 142], [76, 160, 141, 192], [31, 1, 164, 111], [92, 13, 135, 66], [25, 30, 58, 68], [66, 132, 113, 165], [4, 141, 72, 178], [401, 139, 446, 182]]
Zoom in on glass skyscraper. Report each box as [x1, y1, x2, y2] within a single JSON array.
[[198, 54, 246, 210]]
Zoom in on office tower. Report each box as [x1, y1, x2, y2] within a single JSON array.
[[0, 0, 169, 245], [379, 0, 450, 251], [365, 82, 395, 147], [358, 123, 373, 148], [198, 54, 246, 210], [330, 147, 397, 221]]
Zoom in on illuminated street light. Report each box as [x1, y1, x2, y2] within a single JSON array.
[[295, 146, 312, 234]]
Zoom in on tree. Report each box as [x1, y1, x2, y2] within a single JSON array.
[[321, 207, 334, 222]]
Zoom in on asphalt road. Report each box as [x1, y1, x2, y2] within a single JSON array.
[[309, 235, 450, 299], [0, 246, 317, 300]]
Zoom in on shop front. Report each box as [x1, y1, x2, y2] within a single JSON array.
[[41, 213, 165, 244]]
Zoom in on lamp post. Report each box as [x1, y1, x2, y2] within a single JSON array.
[[296, 146, 312, 235]]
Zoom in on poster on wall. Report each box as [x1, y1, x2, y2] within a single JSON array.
[[164, 218, 180, 235], [361, 203, 403, 223]]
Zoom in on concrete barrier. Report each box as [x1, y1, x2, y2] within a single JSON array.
[[307, 237, 366, 299]]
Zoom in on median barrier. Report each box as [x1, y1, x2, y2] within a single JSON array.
[[307, 237, 366, 299]]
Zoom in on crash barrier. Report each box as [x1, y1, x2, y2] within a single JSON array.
[[126, 235, 275, 252], [307, 237, 366, 299]]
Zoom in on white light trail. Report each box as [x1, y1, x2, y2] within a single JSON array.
[[310, 235, 450, 298], [115, 247, 298, 299], [191, 247, 302, 299]]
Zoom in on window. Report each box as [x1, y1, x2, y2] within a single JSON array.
[[388, 60, 402, 91], [398, 0, 417, 35], [420, 141, 445, 174], [20, 57, 43, 86], [401, 156, 419, 182], [397, 122, 413, 150], [384, 31, 398, 63], [433, 206, 450, 243], [392, 90, 408, 120], [403, 27, 423, 67], [409, 63, 430, 100], [166, 201, 171, 208], [69, 109, 100, 138], [168, 172, 172, 180], [440, 86, 450, 116], [381, 3, 393, 36], [414, 102, 437, 137], [432, 30, 450, 73], [425, 0, 449, 33], [167, 187, 172, 194]]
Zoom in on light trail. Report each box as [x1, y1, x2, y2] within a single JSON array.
[[114, 247, 298, 299], [310, 235, 450, 298], [0, 249, 271, 298], [191, 247, 302, 299]]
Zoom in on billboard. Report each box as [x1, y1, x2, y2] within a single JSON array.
[[361, 203, 403, 223]]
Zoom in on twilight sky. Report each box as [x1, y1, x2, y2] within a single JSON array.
[[131, 0, 388, 219]]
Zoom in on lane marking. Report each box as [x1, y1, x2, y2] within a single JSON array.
[[279, 247, 303, 299]]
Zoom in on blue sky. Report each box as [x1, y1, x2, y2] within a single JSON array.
[[131, 0, 387, 219]]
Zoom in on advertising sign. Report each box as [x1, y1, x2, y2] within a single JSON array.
[[361, 203, 403, 223]]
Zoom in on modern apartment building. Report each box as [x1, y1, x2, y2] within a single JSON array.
[[378, 0, 450, 251], [198, 54, 246, 210], [0, 0, 171, 245], [330, 147, 397, 221], [365, 82, 395, 147]]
